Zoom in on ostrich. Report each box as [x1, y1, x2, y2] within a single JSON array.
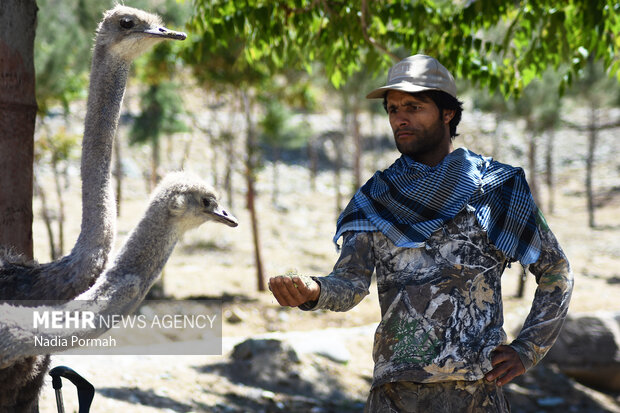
[[0, 5, 186, 301], [0, 6, 186, 411], [0, 172, 238, 410]]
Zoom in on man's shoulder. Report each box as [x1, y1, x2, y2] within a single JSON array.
[[484, 158, 525, 181], [484, 155, 523, 172]]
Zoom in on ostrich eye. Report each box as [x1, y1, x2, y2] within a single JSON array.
[[201, 197, 213, 209], [120, 17, 135, 29]]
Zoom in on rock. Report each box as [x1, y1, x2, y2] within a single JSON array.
[[231, 338, 300, 363], [544, 311, 620, 391], [225, 307, 246, 324], [507, 364, 619, 413], [230, 338, 301, 387]]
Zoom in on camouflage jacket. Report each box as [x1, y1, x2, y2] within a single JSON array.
[[302, 206, 573, 388]]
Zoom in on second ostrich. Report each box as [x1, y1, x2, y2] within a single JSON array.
[[0, 172, 238, 409]]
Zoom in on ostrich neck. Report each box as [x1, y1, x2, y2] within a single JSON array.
[[82, 201, 180, 309], [72, 45, 130, 270]]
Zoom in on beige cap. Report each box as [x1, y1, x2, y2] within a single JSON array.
[[366, 54, 457, 99]]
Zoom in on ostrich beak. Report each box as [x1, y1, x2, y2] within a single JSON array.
[[143, 26, 187, 41], [211, 206, 238, 227]]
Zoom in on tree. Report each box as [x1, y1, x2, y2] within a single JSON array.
[[0, 1, 38, 260], [182, 33, 271, 290], [129, 79, 189, 190], [34, 0, 103, 115], [470, 84, 511, 160], [321, 131, 346, 216], [564, 59, 620, 228], [34, 127, 79, 260], [259, 98, 312, 207], [189, 0, 619, 97], [511, 70, 563, 207], [335, 67, 381, 195]]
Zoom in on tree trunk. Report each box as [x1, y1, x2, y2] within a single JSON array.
[[52, 156, 65, 256], [586, 106, 598, 228], [114, 127, 123, 217], [491, 114, 502, 160], [527, 129, 540, 206], [334, 135, 344, 216], [147, 136, 164, 298], [33, 173, 57, 260], [209, 129, 219, 188], [150, 135, 160, 191], [352, 103, 362, 192], [242, 92, 266, 291], [307, 137, 318, 192], [0, 0, 38, 260], [271, 146, 281, 206], [224, 132, 234, 209], [516, 264, 527, 298], [179, 134, 193, 170], [545, 129, 555, 215]]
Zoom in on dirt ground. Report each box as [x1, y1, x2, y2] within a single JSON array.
[[30, 107, 620, 412]]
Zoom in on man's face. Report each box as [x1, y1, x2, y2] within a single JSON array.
[[385, 90, 452, 160]]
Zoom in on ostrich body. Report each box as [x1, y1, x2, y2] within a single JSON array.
[[0, 5, 186, 301], [0, 173, 237, 409], [0, 6, 186, 411]]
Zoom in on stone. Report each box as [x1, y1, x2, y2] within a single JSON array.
[[543, 311, 620, 391], [230, 338, 300, 387]]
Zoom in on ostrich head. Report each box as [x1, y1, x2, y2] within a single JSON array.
[[95, 5, 186, 61], [155, 172, 238, 233]]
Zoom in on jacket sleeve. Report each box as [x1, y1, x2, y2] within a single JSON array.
[[509, 210, 574, 370], [299, 231, 375, 312]]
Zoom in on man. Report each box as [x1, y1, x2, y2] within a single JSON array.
[[269, 54, 573, 412]]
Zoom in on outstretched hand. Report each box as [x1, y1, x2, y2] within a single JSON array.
[[268, 274, 320, 307], [484, 345, 526, 386]]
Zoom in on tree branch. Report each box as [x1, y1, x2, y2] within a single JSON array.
[[562, 119, 620, 131], [360, 0, 400, 62]]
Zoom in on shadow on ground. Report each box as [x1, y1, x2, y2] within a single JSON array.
[[196, 338, 367, 412], [97, 387, 195, 412]]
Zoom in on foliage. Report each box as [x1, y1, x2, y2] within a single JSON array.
[[512, 69, 563, 132], [129, 81, 189, 145], [188, 0, 620, 97], [34, 126, 79, 165], [34, 0, 115, 113], [259, 100, 311, 151], [181, 30, 269, 93], [129, 0, 192, 146], [566, 59, 620, 108]]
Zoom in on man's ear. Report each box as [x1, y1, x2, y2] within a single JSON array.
[[443, 109, 455, 124]]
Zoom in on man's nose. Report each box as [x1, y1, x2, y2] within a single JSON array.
[[395, 111, 409, 127]]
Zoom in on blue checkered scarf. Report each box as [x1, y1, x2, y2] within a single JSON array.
[[334, 148, 541, 265]]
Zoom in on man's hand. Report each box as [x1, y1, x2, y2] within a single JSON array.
[[268, 275, 320, 307], [484, 345, 526, 386]]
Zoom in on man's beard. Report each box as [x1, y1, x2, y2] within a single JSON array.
[[394, 114, 446, 158]]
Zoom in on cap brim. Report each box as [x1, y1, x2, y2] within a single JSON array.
[[367, 82, 448, 99]]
